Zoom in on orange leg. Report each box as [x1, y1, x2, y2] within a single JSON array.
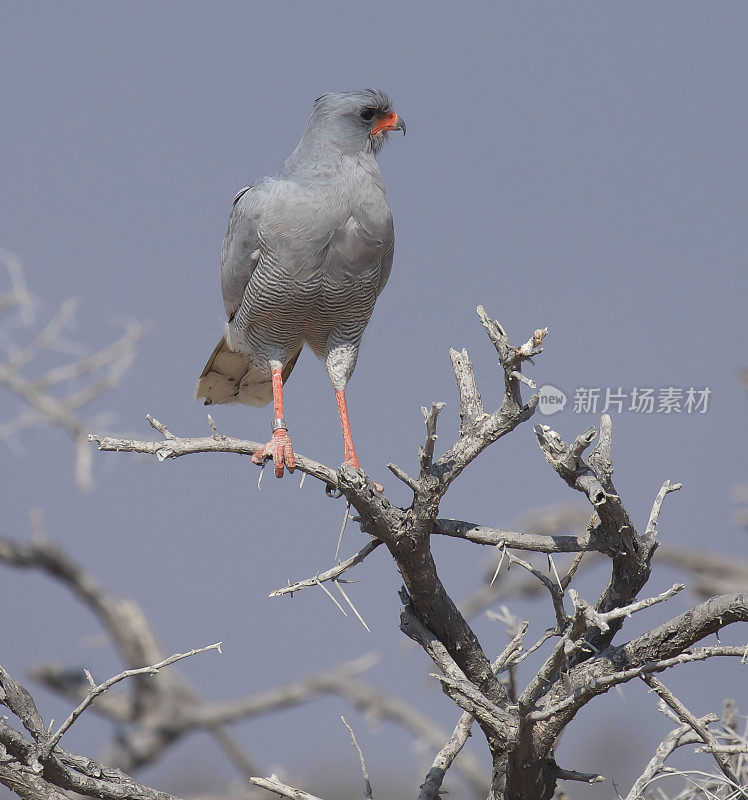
[[335, 389, 383, 491], [251, 366, 295, 478], [335, 389, 360, 468]]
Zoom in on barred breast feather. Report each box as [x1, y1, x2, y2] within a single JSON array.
[[195, 156, 394, 407]]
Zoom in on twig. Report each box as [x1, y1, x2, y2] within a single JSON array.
[[624, 722, 706, 800], [529, 646, 747, 722], [90, 422, 338, 487], [419, 402, 445, 476], [449, 348, 483, 432], [429, 673, 513, 737], [646, 480, 683, 537], [42, 643, 222, 756], [249, 775, 325, 800], [505, 550, 568, 629], [433, 518, 596, 553], [640, 674, 746, 795], [341, 716, 373, 799], [0, 255, 146, 489], [555, 767, 605, 784], [268, 540, 382, 597], [387, 461, 419, 491], [568, 584, 685, 634]]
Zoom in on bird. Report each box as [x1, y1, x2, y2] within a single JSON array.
[[196, 89, 405, 479]]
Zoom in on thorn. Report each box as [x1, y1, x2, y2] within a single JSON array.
[[490, 543, 507, 587], [335, 580, 371, 632], [316, 578, 347, 616], [207, 413, 219, 438], [335, 501, 351, 561]]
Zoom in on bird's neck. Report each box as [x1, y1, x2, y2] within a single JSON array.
[[282, 119, 375, 176]]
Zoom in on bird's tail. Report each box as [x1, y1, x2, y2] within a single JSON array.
[[195, 337, 299, 407]]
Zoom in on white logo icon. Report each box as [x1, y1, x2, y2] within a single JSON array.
[[538, 384, 567, 416]]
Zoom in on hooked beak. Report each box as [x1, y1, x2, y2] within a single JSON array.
[[371, 111, 406, 136]]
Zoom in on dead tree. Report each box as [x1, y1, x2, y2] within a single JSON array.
[[2, 291, 747, 799], [84, 306, 747, 799]]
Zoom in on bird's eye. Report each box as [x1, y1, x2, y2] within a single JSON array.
[[360, 108, 375, 122]]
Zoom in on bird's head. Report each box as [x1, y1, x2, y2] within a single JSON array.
[[307, 89, 405, 155]]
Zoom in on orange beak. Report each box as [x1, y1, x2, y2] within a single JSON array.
[[371, 111, 406, 136]]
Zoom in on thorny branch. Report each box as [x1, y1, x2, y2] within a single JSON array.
[[40, 644, 223, 758], [0, 657, 207, 800], [0, 249, 146, 489], [0, 531, 485, 795], [4, 305, 746, 800], [639, 674, 746, 794], [624, 698, 748, 800]]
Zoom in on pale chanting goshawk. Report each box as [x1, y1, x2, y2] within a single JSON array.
[[196, 90, 405, 478]]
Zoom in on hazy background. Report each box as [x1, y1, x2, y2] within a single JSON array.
[[1, 3, 746, 798]]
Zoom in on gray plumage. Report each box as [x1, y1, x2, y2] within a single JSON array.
[[196, 90, 402, 408]]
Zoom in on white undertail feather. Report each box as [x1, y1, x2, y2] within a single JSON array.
[[195, 337, 273, 407]]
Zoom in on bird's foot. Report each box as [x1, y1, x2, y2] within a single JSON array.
[[252, 429, 296, 478], [341, 455, 384, 493]]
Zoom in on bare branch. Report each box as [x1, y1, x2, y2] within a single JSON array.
[[268, 540, 382, 597], [504, 550, 568, 629], [640, 674, 746, 794], [646, 480, 683, 537], [419, 402, 445, 477], [417, 709, 483, 800], [326, 676, 488, 794], [386, 461, 420, 491], [449, 348, 484, 431], [418, 622, 529, 800], [430, 673, 514, 738], [433, 518, 596, 553], [0, 691, 186, 800], [42, 643, 222, 757], [534, 416, 661, 661], [0, 254, 146, 490], [624, 722, 707, 800], [568, 583, 685, 633], [249, 776, 325, 800], [399, 594, 516, 742], [341, 716, 373, 799], [529, 645, 746, 724], [657, 544, 748, 598], [554, 767, 605, 784], [90, 422, 338, 487]]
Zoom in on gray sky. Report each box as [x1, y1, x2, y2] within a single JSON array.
[[1, 3, 746, 798]]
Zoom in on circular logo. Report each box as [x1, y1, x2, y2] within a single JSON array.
[[538, 384, 567, 416]]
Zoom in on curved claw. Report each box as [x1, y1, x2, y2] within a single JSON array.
[[252, 429, 296, 478]]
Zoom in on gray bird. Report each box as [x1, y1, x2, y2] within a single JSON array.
[[196, 90, 405, 478]]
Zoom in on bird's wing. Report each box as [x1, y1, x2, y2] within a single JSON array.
[[323, 204, 394, 291], [220, 181, 270, 319], [376, 244, 394, 296]]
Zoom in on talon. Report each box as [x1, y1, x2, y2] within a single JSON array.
[[253, 428, 295, 478]]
